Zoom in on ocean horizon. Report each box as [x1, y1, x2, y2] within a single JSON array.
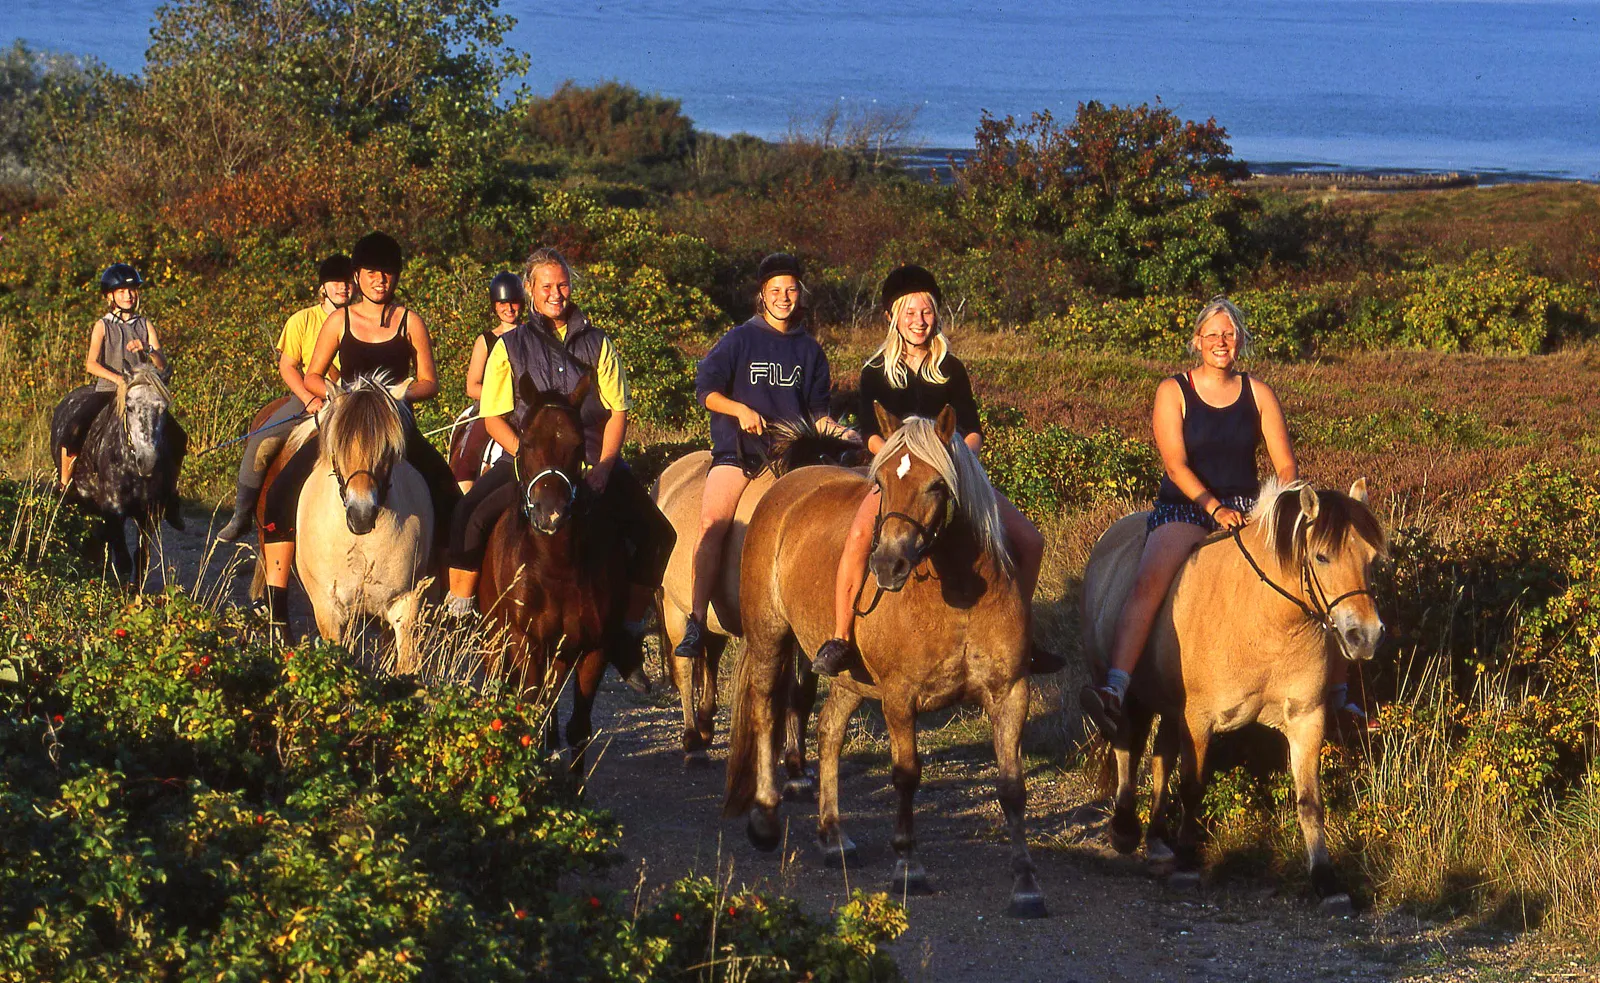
[[10, 0, 1600, 179]]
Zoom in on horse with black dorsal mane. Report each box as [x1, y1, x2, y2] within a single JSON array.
[[1080, 478, 1386, 904], [723, 405, 1047, 918], [477, 376, 626, 774], [654, 420, 863, 772], [252, 375, 433, 667], [50, 359, 185, 583]]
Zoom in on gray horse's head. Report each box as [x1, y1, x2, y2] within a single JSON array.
[[118, 364, 171, 477]]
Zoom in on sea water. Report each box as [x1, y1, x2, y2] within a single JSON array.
[[9, 0, 1600, 178]]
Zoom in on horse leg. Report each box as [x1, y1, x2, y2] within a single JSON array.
[[384, 590, 422, 676], [565, 651, 607, 783], [730, 630, 794, 853], [1286, 706, 1345, 902], [782, 659, 819, 802], [1109, 699, 1155, 855], [1145, 713, 1180, 866], [988, 677, 1047, 918], [815, 684, 863, 868], [665, 603, 709, 766], [698, 635, 726, 750], [106, 516, 134, 585], [882, 696, 933, 896], [1176, 711, 1215, 871]]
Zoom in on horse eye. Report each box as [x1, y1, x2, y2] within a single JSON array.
[[1315, 553, 1330, 564]]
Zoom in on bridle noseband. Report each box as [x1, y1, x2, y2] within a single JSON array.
[[516, 458, 579, 533], [1229, 527, 1375, 658], [332, 461, 392, 510]]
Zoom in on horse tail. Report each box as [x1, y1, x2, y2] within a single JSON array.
[[724, 639, 785, 817], [249, 556, 265, 602]]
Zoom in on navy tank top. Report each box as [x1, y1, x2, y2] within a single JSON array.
[[1156, 371, 1262, 504], [339, 306, 413, 383]]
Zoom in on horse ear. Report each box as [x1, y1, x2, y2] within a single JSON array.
[[1348, 477, 1369, 504], [934, 404, 958, 446], [873, 401, 901, 438], [387, 378, 410, 403], [569, 374, 593, 409], [516, 375, 542, 412], [1298, 485, 1320, 522]]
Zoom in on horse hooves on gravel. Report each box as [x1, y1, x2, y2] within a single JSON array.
[[782, 776, 817, 802], [1166, 870, 1202, 892], [683, 748, 711, 770], [1319, 893, 1355, 917], [1145, 838, 1176, 867], [746, 808, 782, 853], [1310, 861, 1343, 899], [819, 835, 858, 869], [1108, 812, 1143, 855], [888, 859, 933, 896], [1007, 891, 1049, 919]]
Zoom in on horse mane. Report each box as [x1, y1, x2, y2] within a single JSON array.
[[1251, 477, 1387, 569], [763, 419, 862, 477], [324, 375, 407, 469], [868, 415, 1013, 574], [114, 363, 170, 418]]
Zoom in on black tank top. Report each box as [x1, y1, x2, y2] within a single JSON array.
[[1156, 372, 1262, 504], [340, 306, 413, 383], [480, 326, 509, 356]]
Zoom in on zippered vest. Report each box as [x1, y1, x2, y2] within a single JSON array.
[[94, 312, 153, 392], [500, 310, 610, 465]]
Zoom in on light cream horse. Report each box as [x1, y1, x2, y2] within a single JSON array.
[[277, 377, 433, 670], [1080, 478, 1385, 903], [655, 424, 862, 771]]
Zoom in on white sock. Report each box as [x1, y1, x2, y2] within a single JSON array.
[[1104, 669, 1131, 700]]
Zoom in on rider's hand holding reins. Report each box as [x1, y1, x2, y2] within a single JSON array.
[[1211, 505, 1247, 530], [736, 405, 766, 435]]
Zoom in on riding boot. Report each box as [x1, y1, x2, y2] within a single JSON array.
[[264, 584, 290, 647], [811, 638, 858, 678], [217, 484, 261, 542]]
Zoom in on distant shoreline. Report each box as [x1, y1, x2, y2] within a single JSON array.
[[896, 147, 1592, 188]]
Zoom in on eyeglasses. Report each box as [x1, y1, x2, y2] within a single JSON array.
[[1199, 333, 1237, 344]]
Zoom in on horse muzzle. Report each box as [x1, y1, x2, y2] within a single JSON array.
[[869, 545, 915, 593], [1333, 614, 1385, 661], [344, 497, 381, 536]]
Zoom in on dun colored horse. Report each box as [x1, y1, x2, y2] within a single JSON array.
[[50, 361, 185, 583], [1080, 479, 1385, 902], [725, 406, 1046, 918], [253, 376, 433, 669], [478, 377, 625, 772], [654, 423, 861, 771]]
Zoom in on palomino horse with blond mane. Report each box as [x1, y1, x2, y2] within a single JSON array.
[[724, 406, 1046, 918], [654, 421, 861, 771], [252, 376, 433, 669], [1081, 478, 1386, 903]]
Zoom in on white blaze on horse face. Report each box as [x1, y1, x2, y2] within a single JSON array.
[[896, 453, 912, 480]]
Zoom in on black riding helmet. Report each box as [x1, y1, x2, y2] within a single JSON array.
[[99, 263, 145, 293], [318, 254, 354, 284], [489, 271, 524, 305], [756, 252, 803, 288], [350, 232, 403, 276], [880, 264, 942, 313]]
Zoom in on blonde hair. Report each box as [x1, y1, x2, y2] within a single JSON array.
[[1188, 296, 1253, 359], [869, 292, 949, 388], [867, 414, 1012, 574], [523, 247, 573, 285]]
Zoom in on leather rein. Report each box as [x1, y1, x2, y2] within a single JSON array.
[[1224, 526, 1374, 657]]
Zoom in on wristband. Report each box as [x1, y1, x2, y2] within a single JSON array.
[[1207, 504, 1221, 518]]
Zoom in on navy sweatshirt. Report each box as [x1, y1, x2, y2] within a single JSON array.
[[695, 316, 832, 458]]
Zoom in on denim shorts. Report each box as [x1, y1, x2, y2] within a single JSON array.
[[1148, 494, 1256, 534]]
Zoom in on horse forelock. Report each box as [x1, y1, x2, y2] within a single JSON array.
[[116, 363, 170, 418], [325, 379, 405, 471], [1253, 478, 1387, 569], [868, 415, 1012, 573]]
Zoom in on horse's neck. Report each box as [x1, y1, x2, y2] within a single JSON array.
[[928, 522, 1009, 601], [1184, 526, 1312, 638]]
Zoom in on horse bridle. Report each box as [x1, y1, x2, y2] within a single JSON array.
[[515, 456, 579, 533], [1229, 527, 1375, 658], [331, 460, 392, 510], [852, 478, 952, 616]]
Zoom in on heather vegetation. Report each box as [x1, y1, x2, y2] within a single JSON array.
[[1, 0, 1599, 968]]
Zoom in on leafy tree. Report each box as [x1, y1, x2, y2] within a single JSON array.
[[0, 42, 102, 187], [522, 80, 694, 164]]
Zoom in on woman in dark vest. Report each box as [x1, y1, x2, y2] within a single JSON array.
[[673, 252, 856, 661], [1079, 297, 1305, 739], [452, 271, 525, 492], [809, 265, 1063, 678], [442, 248, 674, 692], [216, 254, 354, 541], [57, 264, 171, 489], [256, 232, 460, 637]]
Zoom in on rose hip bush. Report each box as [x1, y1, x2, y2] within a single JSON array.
[[0, 492, 905, 981]]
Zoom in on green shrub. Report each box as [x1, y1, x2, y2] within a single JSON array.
[[1390, 250, 1586, 354], [978, 410, 1159, 518], [522, 81, 693, 164]]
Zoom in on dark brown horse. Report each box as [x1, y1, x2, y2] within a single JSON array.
[[478, 377, 626, 772], [725, 406, 1046, 917]]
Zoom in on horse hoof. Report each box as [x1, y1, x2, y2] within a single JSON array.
[[888, 859, 933, 896], [683, 749, 711, 770], [1109, 814, 1142, 855], [1166, 870, 1202, 892], [782, 776, 816, 802], [819, 835, 857, 869], [746, 809, 781, 853], [1007, 891, 1049, 919], [1145, 838, 1176, 866], [1319, 893, 1354, 917], [1310, 861, 1344, 899]]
